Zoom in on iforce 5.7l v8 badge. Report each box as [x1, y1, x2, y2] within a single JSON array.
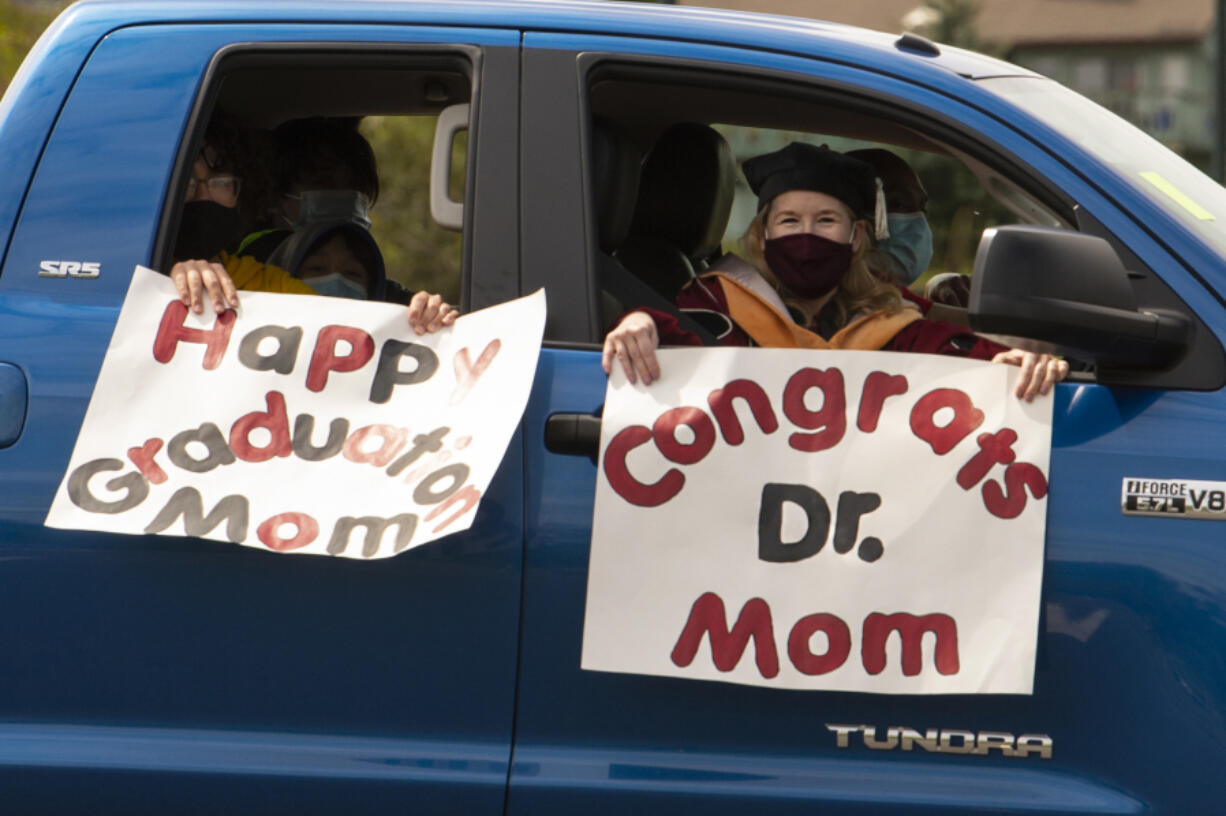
[[1121, 478, 1226, 519]]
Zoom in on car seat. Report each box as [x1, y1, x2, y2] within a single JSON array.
[[615, 122, 736, 300], [590, 118, 720, 344], [589, 117, 643, 330]]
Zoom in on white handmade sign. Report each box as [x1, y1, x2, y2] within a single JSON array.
[[46, 266, 544, 559], [582, 347, 1052, 694]]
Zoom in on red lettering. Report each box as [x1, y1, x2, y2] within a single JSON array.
[[229, 391, 292, 463], [126, 438, 167, 485], [706, 379, 779, 445], [787, 613, 851, 675], [343, 425, 410, 467], [450, 340, 502, 405], [257, 512, 319, 552], [425, 484, 483, 532], [861, 612, 959, 676], [152, 301, 235, 370], [783, 367, 846, 452], [653, 407, 715, 465], [602, 425, 684, 507], [956, 428, 1018, 489], [856, 371, 909, 433], [671, 592, 779, 679], [909, 388, 983, 455], [306, 325, 375, 392], [982, 462, 1048, 519]]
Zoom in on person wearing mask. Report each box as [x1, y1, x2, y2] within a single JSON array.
[[166, 116, 455, 334], [266, 205, 388, 302], [846, 147, 934, 286], [601, 142, 1067, 401], [170, 115, 316, 300]]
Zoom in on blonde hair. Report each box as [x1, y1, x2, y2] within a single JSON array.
[[741, 204, 902, 329]]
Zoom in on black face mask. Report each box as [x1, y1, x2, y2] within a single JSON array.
[[173, 201, 242, 262]]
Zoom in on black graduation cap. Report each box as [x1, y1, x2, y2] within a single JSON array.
[[742, 142, 878, 222]]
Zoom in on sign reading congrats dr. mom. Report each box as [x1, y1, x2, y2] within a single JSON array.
[[46, 266, 544, 559], [582, 348, 1052, 694]]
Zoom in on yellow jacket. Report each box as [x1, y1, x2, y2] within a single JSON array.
[[221, 252, 316, 296]]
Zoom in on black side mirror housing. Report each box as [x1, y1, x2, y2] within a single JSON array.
[[968, 225, 1189, 369]]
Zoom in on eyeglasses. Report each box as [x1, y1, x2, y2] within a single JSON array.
[[186, 174, 241, 201]]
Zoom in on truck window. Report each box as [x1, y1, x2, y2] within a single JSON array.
[[583, 64, 1069, 332], [161, 52, 473, 306]]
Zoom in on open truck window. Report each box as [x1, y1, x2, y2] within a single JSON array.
[[160, 52, 474, 305]]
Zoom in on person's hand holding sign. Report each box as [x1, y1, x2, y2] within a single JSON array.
[[990, 349, 1069, 402], [602, 310, 661, 385], [170, 259, 240, 315], [406, 290, 459, 336]]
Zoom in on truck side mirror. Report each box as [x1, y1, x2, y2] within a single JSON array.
[[968, 225, 1189, 369]]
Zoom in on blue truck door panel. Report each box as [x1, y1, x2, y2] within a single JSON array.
[[511, 33, 1226, 814], [0, 363, 27, 447], [0, 22, 521, 815]]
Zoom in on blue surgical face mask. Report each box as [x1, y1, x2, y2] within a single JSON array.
[[877, 211, 934, 285], [307, 273, 367, 300]]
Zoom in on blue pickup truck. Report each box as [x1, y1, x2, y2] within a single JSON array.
[[2, 0, 1225, 812]]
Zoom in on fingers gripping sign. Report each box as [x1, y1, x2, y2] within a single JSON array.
[[990, 349, 1070, 402], [602, 311, 662, 385], [406, 290, 459, 336], [170, 259, 240, 315]]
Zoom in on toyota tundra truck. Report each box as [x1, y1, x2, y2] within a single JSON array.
[[0, 0, 1223, 812]]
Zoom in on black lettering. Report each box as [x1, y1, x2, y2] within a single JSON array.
[[386, 426, 450, 477], [1211, 491, 1225, 512], [413, 463, 469, 505], [757, 483, 830, 563], [167, 423, 237, 473], [143, 487, 249, 543], [292, 414, 349, 461], [67, 458, 148, 514], [369, 339, 439, 404], [327, 514, 419, 557], [832, 491, 882, 554], [238, 325, 303, 374]]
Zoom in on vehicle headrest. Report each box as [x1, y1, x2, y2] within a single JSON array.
[[591, 117, 642, 255], [628, 123, 735, 261]]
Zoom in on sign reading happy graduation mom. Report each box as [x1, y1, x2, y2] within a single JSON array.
[[582, 348, 1052, 694], [46, 266, 544, 559]]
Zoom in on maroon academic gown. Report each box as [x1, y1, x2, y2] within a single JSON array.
[[646, 273, 1007, 360]]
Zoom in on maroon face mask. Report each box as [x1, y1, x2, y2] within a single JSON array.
[[763, 231, 854, 299]]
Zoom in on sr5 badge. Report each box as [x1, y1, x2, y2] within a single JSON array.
[[39, 260, 100, 279]]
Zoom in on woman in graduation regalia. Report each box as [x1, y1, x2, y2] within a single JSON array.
[[602, 142, 1067, 401]]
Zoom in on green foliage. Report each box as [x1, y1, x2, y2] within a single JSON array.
[[0, 0, 66, 95], [360, 115, 465, 303]]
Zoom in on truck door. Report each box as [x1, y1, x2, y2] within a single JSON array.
[[511, 31, 1226, 814], [0, 19, 521, 815]]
